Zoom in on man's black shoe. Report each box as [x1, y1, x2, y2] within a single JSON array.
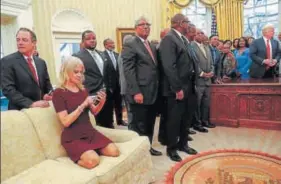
[[188, 129, 196, 135], [193, 125, 208, 133], [202, 122, 216, 128], [187, 135, 193, 141], [178, 145, 198, 155], [150, 148, 162, 156], [167, 150, 182, 162], [117, 120, 128, 126]]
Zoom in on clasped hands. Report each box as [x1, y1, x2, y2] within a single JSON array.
[[202, 72, 214, 78], [264, 59, 277, 67]]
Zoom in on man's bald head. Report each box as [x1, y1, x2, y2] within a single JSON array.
[[160, 28, 170, 39], [171, 13, 190, 34]]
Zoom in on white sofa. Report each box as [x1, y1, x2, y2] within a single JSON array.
[[1, 105, 153, 184]]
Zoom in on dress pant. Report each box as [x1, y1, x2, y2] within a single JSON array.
[[158, 96, 168, 145], [123, 95, 133, 125], [95, 90, 114, 128], [112, 86, 123, 124], [194, 86, 210, 124], [129, 103, 157, 143], [166, 82, 196, 149]]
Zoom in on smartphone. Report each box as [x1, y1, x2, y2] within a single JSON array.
[[90, 95, 100, 106], [48, 89, 54, 95]]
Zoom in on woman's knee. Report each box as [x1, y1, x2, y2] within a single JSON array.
[[79, 150, 100, 169], [103, 143, 120, 157]]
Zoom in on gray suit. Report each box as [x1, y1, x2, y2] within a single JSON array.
[[190, 41, 214, 124]]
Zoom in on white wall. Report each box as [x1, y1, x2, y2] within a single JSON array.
[[1, 0, 33, 57]]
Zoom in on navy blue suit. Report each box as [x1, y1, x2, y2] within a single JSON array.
[[249, 37, 281, 78]]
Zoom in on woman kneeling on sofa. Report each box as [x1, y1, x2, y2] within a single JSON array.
[[52, 56, 119, 169]]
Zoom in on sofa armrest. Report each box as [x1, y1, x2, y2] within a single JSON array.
[[95, 126, 139, 143]]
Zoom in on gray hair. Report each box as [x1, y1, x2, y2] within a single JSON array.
[[123, 35, 133, 45], [135, 16, 150, 27]]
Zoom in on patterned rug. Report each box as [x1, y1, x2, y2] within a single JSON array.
[[165, 149, 281, 184]]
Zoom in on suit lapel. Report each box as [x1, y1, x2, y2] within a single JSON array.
[[82, 49, 103, 76], [17, 52, 39, 86], [171, 29, 186, 51], [136, 37, 156, 66]]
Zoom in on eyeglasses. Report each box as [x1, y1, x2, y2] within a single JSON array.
[[137, 23, 151, 27]]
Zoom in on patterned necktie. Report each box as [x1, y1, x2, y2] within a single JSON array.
[[27, 57, 39, 84], [91, 51, 104, 75], [144, 40, 155, 63], [109, 51, 117, 69], [181, 36, 189, 47]]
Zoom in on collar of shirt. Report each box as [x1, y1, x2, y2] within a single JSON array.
[[23, 55, 34, 62], [106, 49, 113, 54], [195, 41, 203, 48], [137, 36, 146, 43], [86, 48, 97, 55], [263, 36, 271, 43], [172, 28, 183, 39]]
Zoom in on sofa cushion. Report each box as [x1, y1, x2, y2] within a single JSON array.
[[1, 110, 46, 181], [1, 160, 98, 184], [22, 106, 67, 159], [56, 136, 152, 184]]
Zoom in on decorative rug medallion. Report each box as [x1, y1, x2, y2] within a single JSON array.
[[165, 150, 281, 184]]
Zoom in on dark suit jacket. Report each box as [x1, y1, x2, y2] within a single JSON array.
[[158, 29, 194, 97], [249, 37, 281, 78], [73, 49, 111, 95], [121, 36, 159, 105], [1, 52, 52, 110], [102, 50, 119, 92]]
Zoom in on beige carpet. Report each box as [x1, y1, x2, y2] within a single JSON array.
[[115, 116, 281, 184]]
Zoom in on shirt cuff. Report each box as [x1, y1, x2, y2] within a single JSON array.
[[200, 72, 204, 77]]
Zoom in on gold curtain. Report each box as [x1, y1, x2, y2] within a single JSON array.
[[212, 0, 243, 40], [161, 0, 191, 28]]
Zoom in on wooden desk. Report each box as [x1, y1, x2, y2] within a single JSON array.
[[210, 78, 281, 130]]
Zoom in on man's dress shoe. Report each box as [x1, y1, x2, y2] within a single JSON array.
[[188, 129, 196, 135], [202, 122, 216, 128], [193, 125, 208, 133], [117, 120, 128, 126], [187, 135, 193, 141], [167, 150, 182, 162], [178, 145, 198, 155], [150, 148, 162, 156]]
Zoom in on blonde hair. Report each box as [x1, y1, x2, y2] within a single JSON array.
[[262, 24, 274, 34], [58, 56, 85, 90]]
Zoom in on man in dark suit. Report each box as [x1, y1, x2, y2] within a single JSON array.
[[159, 14, 198, 162], [103, 38, 127, 126], [249, 24, 281, 78], [209, 35, 222, 83], [73, 30, 114, 128], [122, 16, 162, 156], [157, 28, 170, 146], [191, 29, 216, 130], [1, 27, 53, 110]]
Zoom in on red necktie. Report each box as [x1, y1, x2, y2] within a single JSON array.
[[27, 57, 39, 84], [144, 40, 155, 63], [266, 39, 271, 59], [266, 40, 271, 70]]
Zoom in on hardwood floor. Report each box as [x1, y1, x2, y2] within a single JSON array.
[[116, 116, 281, 183]]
